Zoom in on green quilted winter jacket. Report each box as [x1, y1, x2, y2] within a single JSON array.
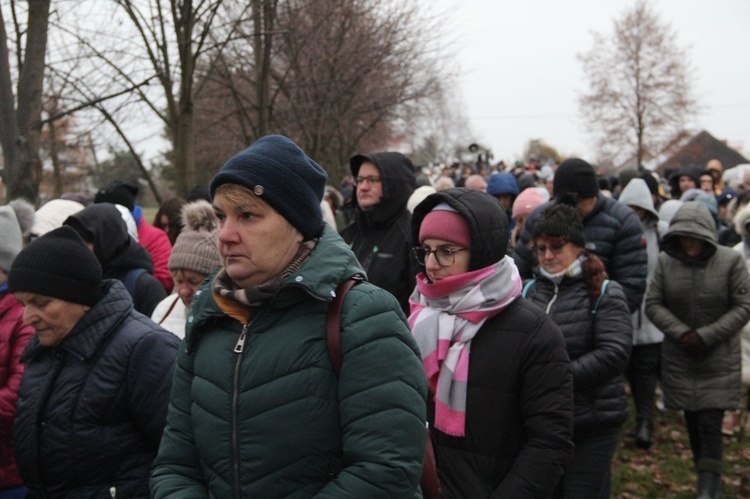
[[151, 225, 428, 498]]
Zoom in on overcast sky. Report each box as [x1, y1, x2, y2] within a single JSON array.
[[430, 0, 750, 163]]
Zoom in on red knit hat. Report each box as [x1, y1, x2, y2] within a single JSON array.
[[418, 203, 471, 248]]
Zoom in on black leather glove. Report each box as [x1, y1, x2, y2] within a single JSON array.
[[679, 330, 708, 359]]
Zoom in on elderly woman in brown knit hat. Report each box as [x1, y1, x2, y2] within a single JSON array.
[[151, 200, 221, 338], [8, 226, 180, 498]]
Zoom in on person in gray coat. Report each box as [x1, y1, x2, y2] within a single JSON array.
[[618, 178, 664, 449], [646, 201, 750, 499]]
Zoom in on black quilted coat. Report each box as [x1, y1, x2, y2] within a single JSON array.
[[13, 280, 180, 499], [524, 269, 633, 435]]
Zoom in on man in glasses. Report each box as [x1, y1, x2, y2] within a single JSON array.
[[340, 152, 419, 314]]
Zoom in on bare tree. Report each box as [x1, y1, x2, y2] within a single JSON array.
[[0, 0, 52, 202], [578, 0, 696, 166], [41, 0, 248, 199], [409, 83, 473, 167], [193, 0, 447, 184]]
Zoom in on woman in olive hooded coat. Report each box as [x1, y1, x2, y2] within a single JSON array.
[[647, 201, 750, 498]]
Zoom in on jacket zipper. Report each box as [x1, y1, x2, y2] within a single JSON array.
[[231, 322, 250, 499], [545, 282, 559, 314]]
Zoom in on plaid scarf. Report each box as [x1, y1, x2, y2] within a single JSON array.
[[408, 256, 522, 436], [213, 239, 317, 309]]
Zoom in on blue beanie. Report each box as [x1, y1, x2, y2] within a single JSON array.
[[487, 173, 520, 197], [210, 135, 328, 240]]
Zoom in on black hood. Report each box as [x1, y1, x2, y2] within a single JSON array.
[[64, 203, 154, 275], [668, 164, 703, 197], [349, 152, 416, 225], [411, 188, 509, 271]]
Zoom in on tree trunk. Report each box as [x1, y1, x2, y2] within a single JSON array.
[[0, 7, 19, 200], [7, 0, 52, 202]]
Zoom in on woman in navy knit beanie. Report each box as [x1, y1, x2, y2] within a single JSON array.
[[151, 135, 429, 498]]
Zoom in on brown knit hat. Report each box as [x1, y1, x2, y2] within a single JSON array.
[[168, 201, 221, 276]]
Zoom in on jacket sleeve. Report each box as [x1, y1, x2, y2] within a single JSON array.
[[141, 223, 174, 294], [128, 328, 180, 448], [151, 340, 209, 498], [608, 209, 647, 313], [313, 286, 428, 498], [491, 314, 574, 498], [697, 253, 750, 346], [645, 254, 691, 340], [0, 310, 33, 422], [571, 282, 633, 392]]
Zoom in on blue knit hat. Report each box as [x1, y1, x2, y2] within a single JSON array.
[[210, 135, 328, 240], [486, 173, 520, 197]]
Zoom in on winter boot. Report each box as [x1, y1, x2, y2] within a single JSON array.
[[696, 471, 721, 499], [635, 418, 652, 449]]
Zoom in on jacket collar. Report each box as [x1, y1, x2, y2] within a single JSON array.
[[186, 224, 365, 335], [21, 280, 132, 363]]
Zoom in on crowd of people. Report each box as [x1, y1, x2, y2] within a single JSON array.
[[0, 135, 747, 498]]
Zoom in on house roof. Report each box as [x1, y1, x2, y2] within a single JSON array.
[[655, 130, 748, 176]]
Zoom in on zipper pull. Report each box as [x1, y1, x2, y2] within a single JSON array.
[[110, 486, 116, 498], [234, 323, 249, 353]]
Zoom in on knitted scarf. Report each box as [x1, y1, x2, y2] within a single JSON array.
[[408, 255, 522, 436], [213, 239, 317, 308]]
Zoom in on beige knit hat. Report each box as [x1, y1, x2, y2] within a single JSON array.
[[168, 200, 221, 276]]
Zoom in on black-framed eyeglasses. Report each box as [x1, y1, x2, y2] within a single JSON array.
[[413, 246, 468, 267], [355, 175, 381, 185]]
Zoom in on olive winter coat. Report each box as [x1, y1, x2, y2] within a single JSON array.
[[646, 202, 750, 410]]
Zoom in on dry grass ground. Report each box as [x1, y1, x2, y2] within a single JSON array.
[[612, 400, 750, 498]]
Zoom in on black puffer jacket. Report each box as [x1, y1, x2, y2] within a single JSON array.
[[514, 194, 647, 312], [524, 269, 633, 435], [65, 203, 166, 316], [340, 152, 418, 313], [14, 280, 180, 499], [411, 189, 574, 498]]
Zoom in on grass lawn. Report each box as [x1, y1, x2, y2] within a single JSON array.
[[612, 402, 750, 498]]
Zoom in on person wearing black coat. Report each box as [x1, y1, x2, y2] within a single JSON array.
[[64, 202, 166, 316], [409, 188, 573, 498], [523, 203, 632, 498], [340, 151, 419, 314], [513, 158, 647, 313], [8, 226, 180, 499]]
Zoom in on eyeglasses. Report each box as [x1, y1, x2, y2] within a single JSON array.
[[355, 176, 381, 185], [534, 242, 567, 256], [413, 246, 468, 267]]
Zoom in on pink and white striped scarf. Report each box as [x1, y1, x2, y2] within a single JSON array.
[[408, 256, 522, 436]]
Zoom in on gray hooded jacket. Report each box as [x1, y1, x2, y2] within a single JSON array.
[[617, 179, 663, 345]]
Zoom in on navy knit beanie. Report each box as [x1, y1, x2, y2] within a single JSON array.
[[210, 135, 328, 240], [553, 158, 599, 198], [8, 226, 103, 306]]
